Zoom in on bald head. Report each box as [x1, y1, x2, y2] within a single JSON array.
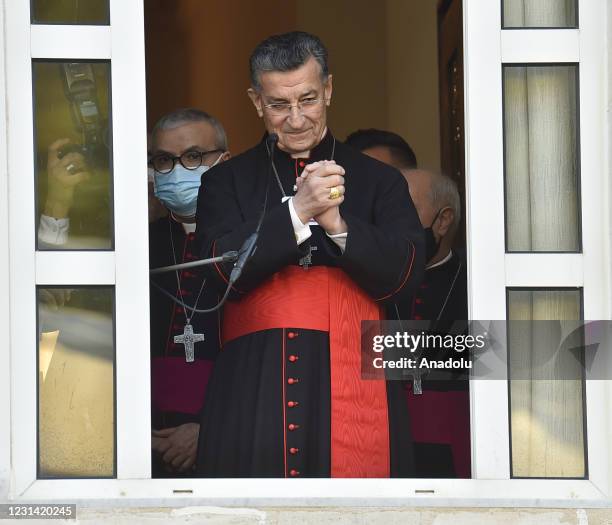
[[401, 169, 461, 237]]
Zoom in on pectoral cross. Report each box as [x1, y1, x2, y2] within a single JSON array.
[[299, 245, 318, 270], [174, 324, 205, 363], [406, 357, 428, 395]]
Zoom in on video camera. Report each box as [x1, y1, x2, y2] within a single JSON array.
[[59, 62, 110, 169]]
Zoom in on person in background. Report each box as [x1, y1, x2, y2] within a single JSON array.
[[148, 108, 229, 477], [398, 169, 466, 323], [397, 168, 470, 479], [345, 128, 417, 170]]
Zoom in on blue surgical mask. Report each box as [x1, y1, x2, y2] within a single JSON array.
[[153, 154, 222, 218]]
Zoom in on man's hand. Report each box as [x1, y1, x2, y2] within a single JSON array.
[[313, 205, 348, 235], [152, 422, 200, 474], [43, 138, 91, 219], [294, 160, 347, 235], [293, 160, 345, 225]]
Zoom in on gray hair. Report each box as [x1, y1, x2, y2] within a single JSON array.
[[250, 31, 329, 91], [151, 108, 228, 151], [429, 172, 462, 236]]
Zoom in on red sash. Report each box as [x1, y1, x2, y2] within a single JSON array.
[[222, 266, 390, 478]]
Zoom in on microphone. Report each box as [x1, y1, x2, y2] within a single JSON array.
[[229, 233, 257, 285], [228, 133, 278, 286]]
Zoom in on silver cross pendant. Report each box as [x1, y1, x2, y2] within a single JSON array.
[[174, 323, 205, 363], [299, 245, 318, 270], [406, 357, 428, 395]]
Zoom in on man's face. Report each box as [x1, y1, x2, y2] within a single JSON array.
[[152, 121, 228, 167], [248, 57, 333, 156], [362, 146, 399, 169]]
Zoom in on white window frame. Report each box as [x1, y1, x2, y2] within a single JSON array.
[[2, 0, 610, 507]]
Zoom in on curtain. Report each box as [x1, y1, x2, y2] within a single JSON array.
[[504, 64, 579, 252], [503, 0, 576, 27], [508, 291, 585, 478], [504, 2, 585, 478]]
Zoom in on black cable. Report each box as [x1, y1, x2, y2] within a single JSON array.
[[149, 133, 278, 313]]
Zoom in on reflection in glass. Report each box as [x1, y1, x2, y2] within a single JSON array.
[[34, 61, 113, 250], [503, 0, 577, 28], [504, 65, 579, 252], [38, 287, 115, 478], [508, 289, 585, 478], [31, 0, 109, 25]]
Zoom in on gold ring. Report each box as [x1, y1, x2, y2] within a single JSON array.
[[329, 186, 341, 200]]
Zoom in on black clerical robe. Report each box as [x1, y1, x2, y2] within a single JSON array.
[[149, 216, 221, 477], [194, 131, 425, 478], [394, 250, 471, 478]]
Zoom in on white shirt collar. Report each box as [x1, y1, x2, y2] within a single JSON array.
[[426, 249, 453, 270]]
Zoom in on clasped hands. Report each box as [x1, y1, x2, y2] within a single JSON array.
[[292, 160, 347, 235], [152, 422, 199, 474]]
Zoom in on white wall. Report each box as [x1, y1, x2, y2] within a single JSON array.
[[386, 0, 442, 170]]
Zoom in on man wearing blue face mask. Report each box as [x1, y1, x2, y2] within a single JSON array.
[[148, 108, 229, 477]]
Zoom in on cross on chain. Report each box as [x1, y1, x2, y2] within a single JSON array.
[[174, 323, 205, 363], [299, 245, 318, 270], [405, 356, 428, 395]]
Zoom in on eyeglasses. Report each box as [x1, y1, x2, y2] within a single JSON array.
[[262, 98, 326, 117], [150, 149, 224, 174]]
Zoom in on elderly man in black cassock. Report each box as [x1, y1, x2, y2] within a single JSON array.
[[397, 169, 470, 479], [195, 31, 424, 478]]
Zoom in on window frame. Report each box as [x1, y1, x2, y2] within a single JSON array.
[[2, 0, 610, 506]]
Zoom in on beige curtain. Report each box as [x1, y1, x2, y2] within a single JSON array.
[[504, 2, 584, 478], [508, 291, 585, 478], [504, 0, 576, 27], [505, 64, 578, 251]]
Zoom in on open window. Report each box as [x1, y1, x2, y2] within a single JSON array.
[[2, 0, 610, 505]]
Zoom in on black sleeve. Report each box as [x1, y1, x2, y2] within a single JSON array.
[[195, 163, 308, 298], [336, 170, 425, 303]]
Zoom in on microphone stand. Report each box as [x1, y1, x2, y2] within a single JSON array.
[[149, 251, 238, 275]]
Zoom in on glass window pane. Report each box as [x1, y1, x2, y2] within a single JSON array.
[[38, 286, 115, 478], [503, 0, 577, 28], [504, 65, 580, 252], [31, 0, 109, 25], [34, 61, 113, 250], [508, 289, 586, 478]]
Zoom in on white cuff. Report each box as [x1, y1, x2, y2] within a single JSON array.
[[326, 231, 347, 253], [288, 197, 312, 245], [38, 215, 70, 245]]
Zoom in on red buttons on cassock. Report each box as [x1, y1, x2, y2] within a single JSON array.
[[288, 423, 300, 431], [288, 355, 299, 362], [289, 469, 300, 477], [287, 401, 299, 408], [287, 377, 299, 385], [287, 331, 298, 339], [299, 161, 305, 167], [414, 315, 423, 320], [415, 298, 423, 304], [289, 447, 299, 455]]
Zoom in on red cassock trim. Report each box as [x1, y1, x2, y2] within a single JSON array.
[[223, 266, 390, 478]]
